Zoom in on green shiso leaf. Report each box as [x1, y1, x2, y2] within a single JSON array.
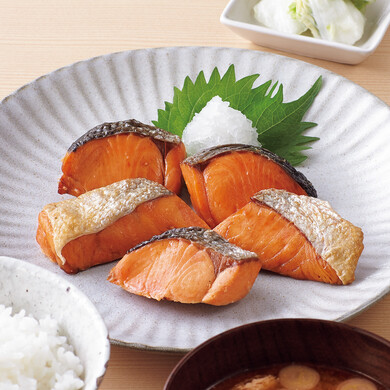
[[152, 65, 322, 166]]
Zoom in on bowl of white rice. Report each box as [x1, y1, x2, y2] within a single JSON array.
[[0, 256, 110, 390]]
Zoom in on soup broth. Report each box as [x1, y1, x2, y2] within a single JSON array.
[[209, 364, 386, 390]]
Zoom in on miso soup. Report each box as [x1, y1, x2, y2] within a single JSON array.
[[209, 364, 385, 390]]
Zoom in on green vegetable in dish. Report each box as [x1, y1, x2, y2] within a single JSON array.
[[254, 0, 307, 35], [293, 0, 367, 45], [351, 0, 375, 12], [253, 0, 374, 45], [153, 65, 322, 166]]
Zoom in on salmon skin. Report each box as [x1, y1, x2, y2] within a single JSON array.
[[108, 227, 261, 306], [214, 189, 364, 285], [37, 178, 209, 274], [181, 144, 317, 228], [58, 119, 186, 196]]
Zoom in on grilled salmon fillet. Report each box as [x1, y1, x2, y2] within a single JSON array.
[[181, 144, 316, 228], [58, 119, 186, 196], [37, 178, 208, 274], [108, 227, 261, 305], [214, 189, 364, 285]]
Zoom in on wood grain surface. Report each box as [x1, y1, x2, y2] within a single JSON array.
[[0, 1, 389, 389]]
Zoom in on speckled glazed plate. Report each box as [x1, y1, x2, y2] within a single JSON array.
[[0, 47, 389, 352]]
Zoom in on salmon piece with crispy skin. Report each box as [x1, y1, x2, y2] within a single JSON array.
[[58, 119, 186, 196], [108, 227, 261, 306], [181, 144, 317, 228], [214, 189, 364, 285], [37, 178, 208, 274]]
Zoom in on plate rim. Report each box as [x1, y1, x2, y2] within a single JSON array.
[[1, 46, 389, 111]]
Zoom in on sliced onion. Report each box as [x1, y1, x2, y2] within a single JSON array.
[[279, 364, 320, 390]]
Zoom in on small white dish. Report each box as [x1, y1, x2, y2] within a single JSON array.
[[220, 0, 390, 64], [0, 256, 110, 390]]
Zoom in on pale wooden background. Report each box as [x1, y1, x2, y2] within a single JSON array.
[[0, 1, 389, 389]]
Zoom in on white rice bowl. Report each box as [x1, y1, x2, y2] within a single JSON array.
[[182, 96, 261, 156], [0, 256, 110, 390]]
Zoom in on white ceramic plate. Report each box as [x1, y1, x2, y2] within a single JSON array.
[[0, 47, 389, 352], [220, 0, 390, 64]]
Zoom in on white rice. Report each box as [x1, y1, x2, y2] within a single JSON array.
[[182, 96, 261, 156], [0, 305, 84, 390]]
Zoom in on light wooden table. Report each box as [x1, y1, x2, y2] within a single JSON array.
[[0, 1, 389, 389]]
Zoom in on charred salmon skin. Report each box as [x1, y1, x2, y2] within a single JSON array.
[[108, 227, 261, 306], [180, 144, 317, 228], [214, 189, 364, 285], [37, 178, 209, 274], [58, 119, 186, 196]]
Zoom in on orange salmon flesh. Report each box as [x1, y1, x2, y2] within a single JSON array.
[[214, 201, 342, 285], [181, 151, 308, 228], [59, 133, 186, 196], [36, 193, 209, 274], [108, 232, 262, 306]]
